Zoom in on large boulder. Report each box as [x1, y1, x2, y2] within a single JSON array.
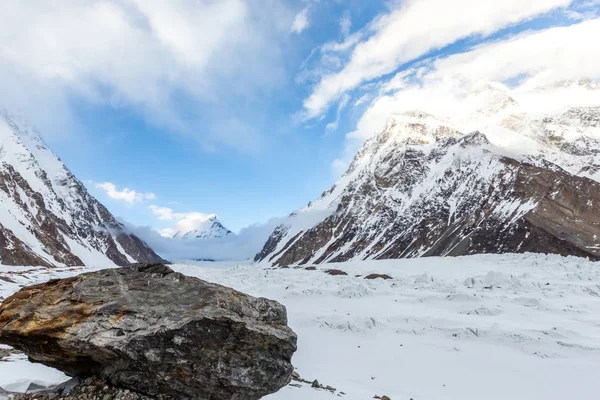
[[0, 264, 297, 399]]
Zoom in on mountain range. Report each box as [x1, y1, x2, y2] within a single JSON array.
[[1, 80, 599, 268], [256, 80, 600, 266]]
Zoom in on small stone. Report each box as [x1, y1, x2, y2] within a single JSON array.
[[364, 274, 393, 280], [311, 380, 320, 388], [325, 269, 348, 276]]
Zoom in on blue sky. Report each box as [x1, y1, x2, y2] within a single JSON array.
[[1, 0, 599, 235]]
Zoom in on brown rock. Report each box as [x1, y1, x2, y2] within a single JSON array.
[[0, 264, 297, 400], [364, 274, 393, 280], [325, 269, 348, 276]]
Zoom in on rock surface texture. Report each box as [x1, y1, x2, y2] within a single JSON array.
[[256, 81, 600, 266], [0, 109, 164, 267], [0, 264, 297, 399]]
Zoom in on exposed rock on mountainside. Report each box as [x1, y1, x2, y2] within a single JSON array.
[[0, 263, 297, 399], [173, 214, 232, 240], [0, 109, 164, 267], [256, 82, 600, 266]]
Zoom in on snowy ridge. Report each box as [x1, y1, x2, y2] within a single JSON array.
[[461, 80, 600, 180], [0, 109, 163, 267], [256, 80, 600, 266]]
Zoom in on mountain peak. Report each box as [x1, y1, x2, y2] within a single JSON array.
[[0, 110, 164, 267], [172, 215, 232, 240], [459, 130, 491, 147], [256, 83, 600, 266]]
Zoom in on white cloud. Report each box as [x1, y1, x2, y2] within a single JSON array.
[[331, 18, 600, 173], [425, 19, 600, 92], [303, 0, 573, 119], [148, 205, 217, 237], [0, 0, 293, 150], [148, 205, 177, 221], [94, 182, 155, 204], [291, 8, 310, 34], [361, 19, 600, 138], [158, 228, 178, 238], [325, 94, 350, 133], [339, 12, 352, 37], [565, 0, 600, 20]]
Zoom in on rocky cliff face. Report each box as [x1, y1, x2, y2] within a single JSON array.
[[0, 109, 164, 267], [256, 82, 600, 266]]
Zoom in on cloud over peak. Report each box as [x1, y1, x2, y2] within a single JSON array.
[[302, 0, 574, 119]]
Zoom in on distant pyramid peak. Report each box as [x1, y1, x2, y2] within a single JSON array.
[[172, 215, 233, 240]]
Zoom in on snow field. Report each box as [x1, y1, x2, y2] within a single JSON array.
[[1, 254, 600, 399]]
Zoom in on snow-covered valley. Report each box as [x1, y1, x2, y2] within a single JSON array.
[[2, 254, 599, 399], [2, 3, 600, 399]]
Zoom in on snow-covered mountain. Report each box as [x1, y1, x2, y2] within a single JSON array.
[[0, 109, 164, 267], [172, 214, 232, 240], [256, 80, 600, 266]]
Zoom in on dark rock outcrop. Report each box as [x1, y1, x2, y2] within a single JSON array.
[[0, 264, 297, 399], [325, 269, 348, 276], [364, 274, 393, 280]]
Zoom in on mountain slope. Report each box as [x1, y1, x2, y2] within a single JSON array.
[[0, 109, 164, 267], [256, 83, 600, 266], [172, 214, 232, 240]]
